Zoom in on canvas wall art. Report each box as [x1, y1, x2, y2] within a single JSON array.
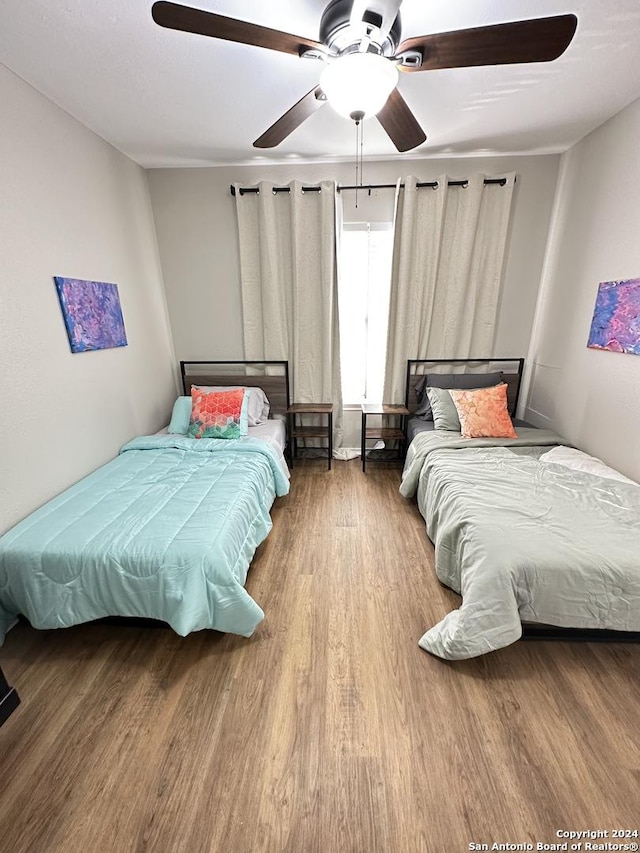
[[54, 277, 127, 353], [587, 278, 640, 355]]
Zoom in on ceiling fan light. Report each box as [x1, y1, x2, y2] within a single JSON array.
[[320, 52, 398, 120]]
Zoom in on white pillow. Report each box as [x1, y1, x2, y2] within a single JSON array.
[[540, 446, 638, 487], [192, 385, 269, 426]]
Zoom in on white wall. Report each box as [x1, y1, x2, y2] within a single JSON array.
[[0, 66, 177, 534], [525, 97, 640, 482], [147, 154, 560, 364]]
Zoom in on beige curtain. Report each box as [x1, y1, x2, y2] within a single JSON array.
[[383, 173, 515, 402], [234, 179, 343, 447]]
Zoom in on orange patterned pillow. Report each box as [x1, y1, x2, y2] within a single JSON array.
[[448, 384, 517, 439], [188, 387, 249, 439]]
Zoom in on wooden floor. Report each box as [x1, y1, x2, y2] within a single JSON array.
[[1, 460, 639, 853]]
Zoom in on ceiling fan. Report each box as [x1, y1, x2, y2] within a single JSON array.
[[151, 0, 578, 153]]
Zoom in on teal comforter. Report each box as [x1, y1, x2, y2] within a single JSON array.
[[0, 435, 289, 644]]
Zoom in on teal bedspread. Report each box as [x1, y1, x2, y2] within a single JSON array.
[[0, 435, 289, 644]]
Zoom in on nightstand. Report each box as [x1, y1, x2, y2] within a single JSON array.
[[286, 403, 333, 471], [361, 403, 409, 472]]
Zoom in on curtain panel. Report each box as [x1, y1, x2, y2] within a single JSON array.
[[234, 179, 343, 447], [383, 173, 516, 403]]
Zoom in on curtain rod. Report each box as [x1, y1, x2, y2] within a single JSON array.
[[229, 177, 509, 197]]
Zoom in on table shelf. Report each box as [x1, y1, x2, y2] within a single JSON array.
[[364, 427, 405, 441]]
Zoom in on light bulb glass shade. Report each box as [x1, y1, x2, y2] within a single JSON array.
[[320, 53, 398, 120]]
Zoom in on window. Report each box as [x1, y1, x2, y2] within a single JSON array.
[[338, 222, 393, 404]]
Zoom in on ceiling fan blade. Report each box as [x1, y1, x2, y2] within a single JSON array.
[[376, 88, 426, 152], [254, 87, 327, 148], [152, 1, 324, 56], [397, 14, 577, 72]]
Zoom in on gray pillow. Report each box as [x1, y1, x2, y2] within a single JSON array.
[[426, 387, 461, 430], [414, 371, 503, 420]]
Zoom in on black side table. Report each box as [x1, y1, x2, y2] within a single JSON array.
[[286, 403, 334, 471], [361, 403, 409, 472]]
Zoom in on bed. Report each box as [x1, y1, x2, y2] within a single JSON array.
[[0, 361, 291, 644], [401, 358, 640, 660]]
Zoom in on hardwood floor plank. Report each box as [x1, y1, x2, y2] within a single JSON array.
[[1, 459, 639, 852]]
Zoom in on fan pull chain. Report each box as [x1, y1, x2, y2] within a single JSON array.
[[351, 110, 365, 209], [355, 117, 360, 209], [359, 117, 364, 198]]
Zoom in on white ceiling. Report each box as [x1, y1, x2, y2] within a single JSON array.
[[1, 0, 640, 168]]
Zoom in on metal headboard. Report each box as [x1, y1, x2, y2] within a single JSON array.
[[405, 358, 525, 417], [180, 360, 290, 418]]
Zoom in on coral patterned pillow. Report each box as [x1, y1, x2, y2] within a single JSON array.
[[448, 383, 517, 439], [188, 387, 249, 439]]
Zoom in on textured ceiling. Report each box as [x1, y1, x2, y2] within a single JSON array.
[[1, 0, 640, 167]]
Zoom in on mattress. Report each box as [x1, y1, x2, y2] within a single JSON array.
[[249, 417, 286, 450], [248, 418, 289, 477], [407, 417, 435, 443]]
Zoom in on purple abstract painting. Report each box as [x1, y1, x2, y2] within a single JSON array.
[[587, 278, 640, 355], [54, 277, 127, 353]]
